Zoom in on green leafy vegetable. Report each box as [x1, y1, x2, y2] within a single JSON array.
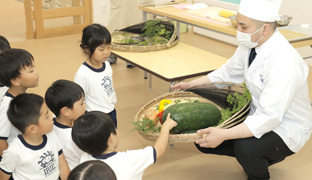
[[218, 83, 252, 125], [137, 19, 173, 46], [131, 118, 161, 134]]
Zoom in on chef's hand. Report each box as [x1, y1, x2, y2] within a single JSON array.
[[195, 127, 226, 148], [171, 82, 192, 92]]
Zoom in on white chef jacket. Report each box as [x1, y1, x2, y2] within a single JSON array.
[[208, 30, 312, 153]]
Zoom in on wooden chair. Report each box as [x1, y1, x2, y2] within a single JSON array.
[[24, 0, 92, 39]]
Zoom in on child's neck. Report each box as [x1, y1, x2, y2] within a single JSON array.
[[55, 116, 73, 127], [103, 147, 117, 154], [8, 86, 27, 97], [86, 58, 103, 69], [22, 133, 44, 146]]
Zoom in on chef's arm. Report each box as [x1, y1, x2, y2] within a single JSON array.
[[196, 123, 253, 148], [223, 123, 253, 139], [171, 76, 211, 90], [189, 76, 212, 87]]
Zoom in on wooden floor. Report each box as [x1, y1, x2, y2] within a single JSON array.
[[1, 0, 312, 179]]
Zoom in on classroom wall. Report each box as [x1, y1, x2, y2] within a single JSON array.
[[92, 0, 110, 26], [279, 0, 312, 25]]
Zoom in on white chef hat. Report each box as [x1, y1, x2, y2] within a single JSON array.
[[238, 0, 282, 22]]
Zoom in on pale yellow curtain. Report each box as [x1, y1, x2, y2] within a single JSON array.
[[107, 0, 154, 32]]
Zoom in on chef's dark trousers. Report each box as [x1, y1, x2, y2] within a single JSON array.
[[195, 131, 294, 180]]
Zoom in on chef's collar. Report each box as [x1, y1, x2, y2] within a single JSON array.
[[254, 29, 280, 58]]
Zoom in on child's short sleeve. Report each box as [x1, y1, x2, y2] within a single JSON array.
[[74, 69, 89, 95], [126, 146, 156, 171], [0, 97, 12, 139], [0, 144, 20, 175]]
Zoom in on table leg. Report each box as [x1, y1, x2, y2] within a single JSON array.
[[144, 71, 147, 79], [143, 11, 148, 81], [148, 73, 152, 90], [177, 21, 181, 38]]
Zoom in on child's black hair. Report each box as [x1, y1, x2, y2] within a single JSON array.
[[0, 35, 10, 45], [0, 35, 11, 53], [80, 23, 111, 60], [0, 48, 34, 87], [7, 93, 44, 133], [68, 160, 117, 180], [45, 79, 85, 117], [72, 111, 116, 155], [0, 41, 11, 54]]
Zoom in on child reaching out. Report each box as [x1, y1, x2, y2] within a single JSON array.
[[72, 111, 177, 180], [0, 93, 70, 180], [74, 24, 117, 127]]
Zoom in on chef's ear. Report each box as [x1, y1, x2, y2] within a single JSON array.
[[263, 24, 271, 36]]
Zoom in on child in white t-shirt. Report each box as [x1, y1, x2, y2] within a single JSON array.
[[72, 111, 177, 180], [45, 79, 86, 170], [0, 35, 11, 104], [74, 24, 117, 127], [0, 49, 39, 159], [0, 93, 70, 180]]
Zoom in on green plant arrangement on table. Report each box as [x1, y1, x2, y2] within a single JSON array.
[[111, 19, 178, 52]]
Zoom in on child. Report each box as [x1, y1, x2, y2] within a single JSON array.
[[0, 48, 39, 158], [68, 160, 116, 180], [45, 79, 86, 170], [0, 93, 70, 180], [74, 24, 118, 127], [72, 111, 177, 180], [0, 35, 11, 103]]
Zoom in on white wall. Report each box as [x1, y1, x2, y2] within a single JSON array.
[[92, 0, 110, 26], [279, 0, 312, 58], [279, 0, 312, 25]]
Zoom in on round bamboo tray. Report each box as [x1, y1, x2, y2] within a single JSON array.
[[111, 19, 178, 52], [134, 83, 250, 143]]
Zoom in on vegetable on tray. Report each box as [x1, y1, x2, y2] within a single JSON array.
[[162, 102, 221, 134]]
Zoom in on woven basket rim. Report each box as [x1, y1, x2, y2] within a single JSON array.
[[134, 83, 250, 143], [111, 19, 178, 52]]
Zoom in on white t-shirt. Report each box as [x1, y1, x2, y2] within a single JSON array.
[[0, 131, 62, 180], [53, 119, 84, 170], [0, 85, 8, 104], [208, 30, 312, 153], [0, 92, 20, 144], [80, 146, 156, 180], [74, 61, 117, 113]]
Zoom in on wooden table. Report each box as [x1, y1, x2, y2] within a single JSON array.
[[112, 42, 228, 90], [139, 5, 312, 48]]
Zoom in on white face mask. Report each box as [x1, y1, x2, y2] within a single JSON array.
[[236, 25, 264, 48]]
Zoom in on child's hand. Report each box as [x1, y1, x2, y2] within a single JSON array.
[[162, 113, 177, 130]]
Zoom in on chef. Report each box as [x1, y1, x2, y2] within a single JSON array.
[[171, 0, 312, 179]]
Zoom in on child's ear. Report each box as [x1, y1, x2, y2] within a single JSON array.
[[84, 48, 90, 55], [60, 107, 70, 117], [10, 77, 21, 87], [26, 124, 38, 134], [108, 133, 114, 143]]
